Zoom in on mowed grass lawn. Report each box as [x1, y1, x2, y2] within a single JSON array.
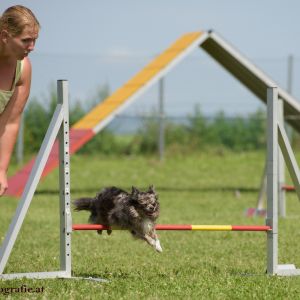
[[1, 151, 300, 299]]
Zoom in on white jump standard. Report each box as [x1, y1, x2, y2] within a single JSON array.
[[267, 87, 300, 276], [0, 80, 73, 280]]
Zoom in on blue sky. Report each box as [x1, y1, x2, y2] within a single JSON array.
[[1, 1, 300, 117]]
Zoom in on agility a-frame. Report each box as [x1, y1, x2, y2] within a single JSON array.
[[0, 80, 72, 280], [8, 30, 300, 197]]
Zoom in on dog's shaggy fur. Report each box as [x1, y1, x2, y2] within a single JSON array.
[[73, 186, 162, 252]]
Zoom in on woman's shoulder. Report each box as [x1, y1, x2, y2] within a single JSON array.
[[21, 57, 32, 71], [16, 57, 32, 86]]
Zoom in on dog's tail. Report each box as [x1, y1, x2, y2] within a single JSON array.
[[73, 197, 94, 212]]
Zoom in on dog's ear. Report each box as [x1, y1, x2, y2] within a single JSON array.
[[148, 185, 155, 193], [131, 186, 139, 195]]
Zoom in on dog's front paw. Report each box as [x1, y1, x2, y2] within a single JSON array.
[[155, 239, 163, 253]]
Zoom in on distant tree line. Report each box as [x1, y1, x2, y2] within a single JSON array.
[[133, 106, 267, 154]]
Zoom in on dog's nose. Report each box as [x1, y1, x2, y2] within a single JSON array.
[[148, 204, 154, 211], [151, 203, 157, 211]]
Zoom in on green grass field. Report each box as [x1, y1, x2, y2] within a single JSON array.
[[1, 151, 300, 299]]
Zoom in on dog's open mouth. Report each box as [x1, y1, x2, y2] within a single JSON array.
[[146, 210, 158, 217]]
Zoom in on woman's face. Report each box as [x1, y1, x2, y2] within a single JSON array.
[[6, 25, 39, 60]]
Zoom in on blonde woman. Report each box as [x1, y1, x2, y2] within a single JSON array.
[[0, 5, 40, 196]]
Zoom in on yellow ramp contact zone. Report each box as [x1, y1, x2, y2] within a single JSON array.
[[73, 32, 203, 130]]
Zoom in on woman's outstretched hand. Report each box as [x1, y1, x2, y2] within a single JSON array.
[[0, 170, 8, 196]]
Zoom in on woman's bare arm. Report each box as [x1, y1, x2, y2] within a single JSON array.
[[0, 57, 31, 196]]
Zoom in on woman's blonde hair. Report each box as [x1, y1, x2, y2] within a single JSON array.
[[0, 5, 40, 36]]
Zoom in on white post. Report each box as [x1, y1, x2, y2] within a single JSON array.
[[58, 80, 72, 276], [266, 86, 278, 275], [278, 99, 286, 217]]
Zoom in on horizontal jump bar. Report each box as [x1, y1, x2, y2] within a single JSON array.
[[72, 224, 271, 232]]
